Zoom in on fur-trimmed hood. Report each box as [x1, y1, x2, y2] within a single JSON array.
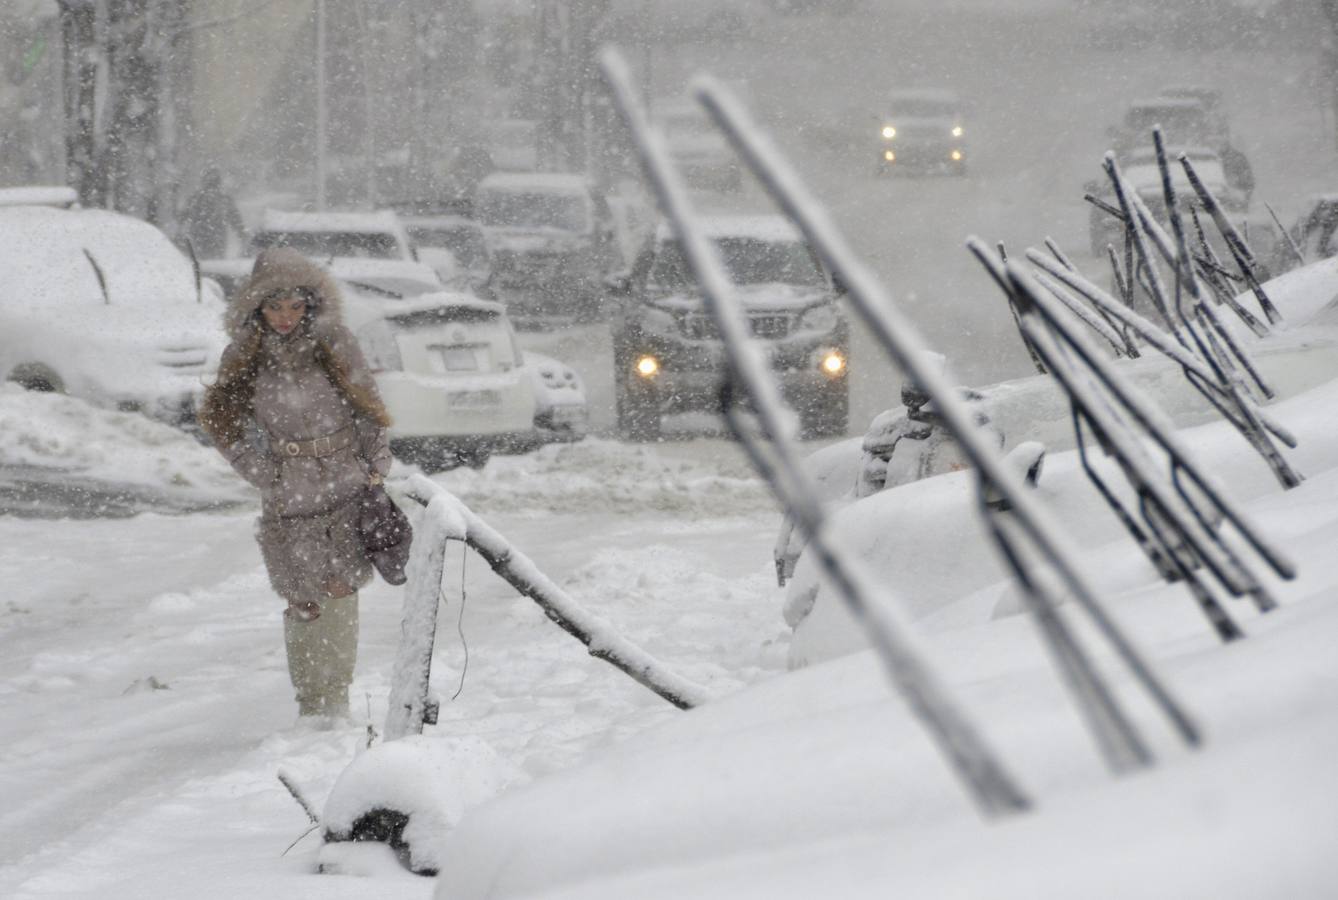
[[225, 247, 345, 340]]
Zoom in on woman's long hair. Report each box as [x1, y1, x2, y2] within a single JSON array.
[[199, 312, 390, 448]]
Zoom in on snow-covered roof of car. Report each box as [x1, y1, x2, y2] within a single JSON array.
[[653, 214, 804, 242], [258, 208, 404, 233], [476, 172, 593, 195], [0, 185, 79, 209], [0, 206, 196, 307], [1122, 156, 1227, 193], [326, 258, 439, 284], [401, 214, 480, 230]]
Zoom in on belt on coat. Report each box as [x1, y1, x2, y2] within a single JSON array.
[[278, 425, 355, 459]]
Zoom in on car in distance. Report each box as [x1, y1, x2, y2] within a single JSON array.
[[653, 100, 742, 193], [401, 212, 494, 293], [611, 215, 848, 441], [347, 290, 539, 470], [475, 172, 621, 323], [250, 208, 418, 262], [876, 88, 968, 176], [0, 204, 226, 424]]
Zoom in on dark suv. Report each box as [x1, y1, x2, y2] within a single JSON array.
[[611, 216, 849, 440]]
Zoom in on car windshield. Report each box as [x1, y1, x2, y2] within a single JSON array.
[[478, 191, 589, 231], [253, 230, 401, 259], [1123, 106, 1210, 139], [408, 226, 488, 268], [650, 236, 827, 289], [658, 113, 713, 137], [888, 98, 959, 118]]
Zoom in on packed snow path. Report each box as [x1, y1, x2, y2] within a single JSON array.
[[0, 439, 788, 897]]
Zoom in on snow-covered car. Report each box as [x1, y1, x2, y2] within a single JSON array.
[[875, 88, 968, 176], [326, 258, 444, 299], [653, 100, 742, 193], [420, 373, 1338, 899], [475, 172, 621, 321], [486, 119, 539, 173], [0, 205, 226, 423], [782, 255, 1338, 667], [1085, 146, 1247, 257], [1107, 97, 1217, 156], [345, 290, 539, 470], [610, 216, 848, 440], [0, 185, 79, 209], [402, 213, 494, 292], [250, 208, 417, 262], [200, 255, 444, 304]]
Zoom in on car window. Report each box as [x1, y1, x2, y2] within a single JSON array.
[[408, 226, 488, 267], [1123, 107, 1210, 139], [478, 191, 589, 231], [254, 230, 401, 259], [650, 236, 827, 289]]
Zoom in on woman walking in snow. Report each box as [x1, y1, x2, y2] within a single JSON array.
[[200, 247, 393, 721]]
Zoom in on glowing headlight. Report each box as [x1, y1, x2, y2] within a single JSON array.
[[799, 304, 838, 333], [635, 355, 660, 378], [820, 352, 846, 376], [951, 149, 963, 161], [951, 125, 964, 138], [884, 150, 895, 162], [881, 125, 896, 139]]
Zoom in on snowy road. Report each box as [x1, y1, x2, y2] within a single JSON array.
[[0, 439, 789, 897]]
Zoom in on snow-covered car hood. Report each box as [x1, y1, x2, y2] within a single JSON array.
[[485, 230, 592, 253], [649, 282, 833, 314]]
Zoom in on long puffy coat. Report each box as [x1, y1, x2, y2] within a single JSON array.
[[215, 248, 392, 605]]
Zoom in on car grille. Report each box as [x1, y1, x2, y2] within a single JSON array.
[[682, 312, 792, 341], [155, 345, 211, 374]]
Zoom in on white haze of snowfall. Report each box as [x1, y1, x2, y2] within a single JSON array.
[[4, 2, 1338, 899], [2, 275, 1338, 898]]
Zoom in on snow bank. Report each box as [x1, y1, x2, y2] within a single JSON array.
[[786, 375, 1338, 667], [0, 385, 249, 507], [431, 438, 774, 517], [430, 462, 1338, 900]]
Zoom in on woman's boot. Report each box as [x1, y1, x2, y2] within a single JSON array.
[[284, 592, 359, 718]]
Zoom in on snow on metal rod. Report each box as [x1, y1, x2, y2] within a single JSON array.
[[384, 487, 458, 740], [600, 48, 1032, 815], [1012, 305, 1247, 640], [1024, 249, 1293, 446], [694, 74, 1200, 753], [1179, 154, 1283, 326], [1002, 262, 1296, 591], [399, 475, 711, 716]]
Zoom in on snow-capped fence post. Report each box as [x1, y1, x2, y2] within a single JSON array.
[[384, 489, 457, 741], [686, 67, 1203, 767], [389, 474, 711, 730], [600, 47, 1035, 816]]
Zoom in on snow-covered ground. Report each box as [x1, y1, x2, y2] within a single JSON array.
[[0, 393, 789, 898], [4, 3, 1337, 898]]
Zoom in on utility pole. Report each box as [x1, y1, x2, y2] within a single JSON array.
[[315, 0, 328, 209]]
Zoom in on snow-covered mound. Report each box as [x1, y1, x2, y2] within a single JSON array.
[[430, 456, 1338, 900], [0, 385, 250, 508], [785, 375, 1338, 667], [432, 438, 775, 517]]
